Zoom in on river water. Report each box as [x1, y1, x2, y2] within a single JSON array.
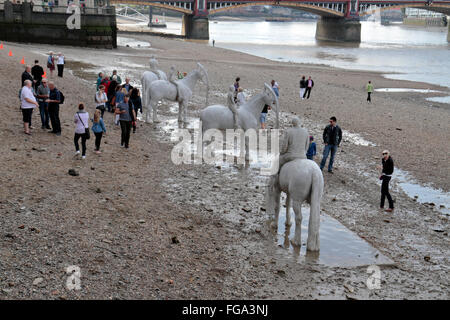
[[146, 19, 450, 90]]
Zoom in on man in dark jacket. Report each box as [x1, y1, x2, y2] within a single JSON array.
[[47, 82, 62, 135], [319, 116, 342, 173], [299, 76, 307, 100], [379, 150, 394, 212], [303, 76, 314, 99], [21, 65, 34, 87], [31, 60, 44, 89]]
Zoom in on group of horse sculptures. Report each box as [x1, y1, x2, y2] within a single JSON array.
[[141, 57, 323, 252]]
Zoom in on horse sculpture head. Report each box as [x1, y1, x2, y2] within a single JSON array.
[[149, 55, 158, 70], [196, 63, 210, 107], [263, 83, 280, 129]]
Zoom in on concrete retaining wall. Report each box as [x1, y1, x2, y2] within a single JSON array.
[[0, 1, 117, 48]]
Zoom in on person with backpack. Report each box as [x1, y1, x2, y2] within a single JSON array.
[[46, 81, 63, 135], [117, 95, 136, 149], [74, 103, 89, 159], [129, 88, 142, 133]]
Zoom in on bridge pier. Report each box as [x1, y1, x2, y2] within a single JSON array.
[[182, 14, 209, 40], [315, 17, 361, 43]]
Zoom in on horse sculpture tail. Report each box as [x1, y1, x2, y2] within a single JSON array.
[[306, 167, 324, 252]]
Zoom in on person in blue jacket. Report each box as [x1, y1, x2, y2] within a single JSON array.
[[92, 109, 106, 154], [306, 136, 316, 160]]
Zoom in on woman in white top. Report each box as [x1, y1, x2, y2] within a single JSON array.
[[236, 87, 246, 106], [57, 52, 65, 78], [20, 79, 39, 135], [95, 85, 108, 117], [74, 103, 90, 159]]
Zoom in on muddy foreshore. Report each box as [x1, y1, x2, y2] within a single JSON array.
[[0, 36, 448, 300]]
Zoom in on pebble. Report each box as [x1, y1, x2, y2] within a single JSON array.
[[68, 169, 79, 176], [33, 278, 44, 286]]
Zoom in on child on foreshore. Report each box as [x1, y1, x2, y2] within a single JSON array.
[[91, 109, 106, 154], [306, 136, 316, 160]]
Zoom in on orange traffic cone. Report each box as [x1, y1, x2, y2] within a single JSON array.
[[8, 50, 13, 57], [0, 43, 3, 49], [20, 57, 25, 64]]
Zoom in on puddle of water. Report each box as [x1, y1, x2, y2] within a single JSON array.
[[375, 88, 441, 93], [393, 169, 450, 215], [277, 204, 394, 267], [426, 96, 450, 104], [342, 130, 376, 147]]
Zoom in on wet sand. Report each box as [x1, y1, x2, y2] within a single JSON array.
[[0, 36, 448, 299]]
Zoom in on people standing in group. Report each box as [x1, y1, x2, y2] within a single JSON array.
[[111, 70, 122, 84], [47, 52, 55, 77], [271, 79, 279, 97], [21, 65, 33, 87], [117, 95, 136, 149], [31, 60, 44, 90], [96, 72, 104, 90], [92, 109, 106, 154], [260, 104, 270, 129], [319, 116, 342, 174], [47, 81, 62, 135], [122, 78, 133, 93], [378, 150, 394, 212], [306, 136, 316, 160], [303, 76, 314, 99], [95, 85, 108, 118], [236, 87, 246, 106], [299, 76, 307, 100], [36, 78, 51, 130], [366, 80, 374, 103], [56, 52, 65, 78], [73, 103, 89, 159], [129, 88, 142, 133], [20, 80, 39, 135]]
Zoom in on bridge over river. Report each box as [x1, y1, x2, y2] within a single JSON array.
[[111, 0, 450, 41]]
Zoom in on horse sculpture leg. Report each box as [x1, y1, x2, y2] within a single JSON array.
[[285, 193, 292, 228], [306, 172, 322, 251], [267, 177, 281, 230], [152, 100, 160, 123], [292, 200, 303, 246]]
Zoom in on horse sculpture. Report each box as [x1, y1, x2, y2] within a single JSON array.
[[266, 158, 324, 252], [144, 63, 209, 123], [200, 83, 279, 131], [141, 56, 168, 112]]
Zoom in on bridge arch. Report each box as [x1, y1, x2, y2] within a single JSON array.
[[359, 3, 450, 17], [208, 2, 345, 18], [110, 0, 194, 14]]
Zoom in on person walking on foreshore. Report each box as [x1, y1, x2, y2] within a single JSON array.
[[106, 77, 117, 113], [92, 109, 106, 154], [303, 76, 314, 99], [378, 150, 394, 212], [47, 52, 55, 77], [47, 81, 62, 135], [234, 77, 240, 102], [260, 104, 270, 129], [56, 52, 65, 78], [36, 78, 51, 129], [122, 77, 133, 93], [111, 70, 122, 84], [299, 76, 307, 100], [319, 116, 342, 174], [117, 95, 136, 149], [74, 103, 89, 159], [306, 136, 316, 160], [95, 85, 108, 118], [271, 80, 279, 97], [31, 60, 44, 90], [129, 88, 142, 133], [366, 80, 374, 103], [20, 80, 39, 135]]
